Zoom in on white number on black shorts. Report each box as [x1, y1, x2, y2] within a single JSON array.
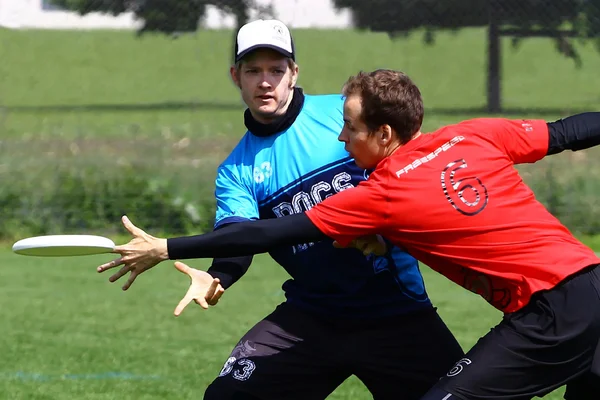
[[232, 359, 256, 381], [441, 159, 488, 216], [447, 357, 472, 377], [219, 356, 236, 377]]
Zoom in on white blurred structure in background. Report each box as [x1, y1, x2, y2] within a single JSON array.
[[0, 0, 141, 29], [0, 0, 352, 30]]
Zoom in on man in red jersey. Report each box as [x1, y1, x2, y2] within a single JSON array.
[[104, 69, 600, 399]]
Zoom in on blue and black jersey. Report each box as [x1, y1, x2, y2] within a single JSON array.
[[214, 93, 432, 318]]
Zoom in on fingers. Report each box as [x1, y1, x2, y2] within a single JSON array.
[[205, 278, 219, 299], [361, 243, 380, 256], [333, 240, 383, 256], [207, 285, 225, 306], [366, 235, 387, 256], [205, 279, 224, 306], [97, 257, 124, 273], [348, 239, 370, 255], [191, 275, 216, 309], [174, 292, 195, 317], [121, 215, 144, 237], [376, 235, 388, 255], [108, 264, 131, 283], [121, 271, 139, 291], [194, 296, 209, 310], [172, 263, 225, 315], [361, 244, 381, 256], [356, 241, 369, 255], [99, 257, 137, 289], [332, 240, 347, 249]]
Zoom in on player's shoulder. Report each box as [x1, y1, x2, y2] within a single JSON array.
[[448, 117, 527, 132], [217, 130, 255, 171], [303, 92, 345, 105], [440, 117, 547, 139], [298, 92, 345, 130], [301, 92, 345, 113], [429, 118, 512, 139], [432, 117, 496, 132]]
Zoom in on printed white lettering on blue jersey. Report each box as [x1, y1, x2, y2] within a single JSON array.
[[214, 94, 432, 318]]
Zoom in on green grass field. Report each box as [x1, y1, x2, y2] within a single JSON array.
[[2, 26, 600, 398], [2, 27, 600, 140], [0, 249, 568, 399], [2, 26, 600, 223]]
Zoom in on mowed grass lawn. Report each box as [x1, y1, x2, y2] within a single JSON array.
[[0, 249, 568, 399], [2, 26, 600, 203], [1, 26, 599, 398], [2, 26, 600, 142]]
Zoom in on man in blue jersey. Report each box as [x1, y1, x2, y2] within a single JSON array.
[[98, 19, 464, 400]]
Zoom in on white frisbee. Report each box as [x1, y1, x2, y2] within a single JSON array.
[[12, 235, 116, 257]]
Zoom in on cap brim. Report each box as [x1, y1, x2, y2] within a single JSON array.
[[236, 44, 294, 62]]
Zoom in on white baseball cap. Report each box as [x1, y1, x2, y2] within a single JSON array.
[[234, 19, 295, 63]]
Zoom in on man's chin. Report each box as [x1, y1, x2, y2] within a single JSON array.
[[256, 108, 276, 116], [254, 108, 283, 122]]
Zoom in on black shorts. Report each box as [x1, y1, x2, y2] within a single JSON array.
[[422, 263, 600, 400], [204, 302, 464, 400]]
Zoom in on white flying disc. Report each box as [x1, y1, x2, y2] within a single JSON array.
[[12, 235, 116, 257]]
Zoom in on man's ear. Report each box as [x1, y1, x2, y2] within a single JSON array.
[[230, 65, 241, 88], [290, 64, 299, 88], [379, 124, 393, 145]]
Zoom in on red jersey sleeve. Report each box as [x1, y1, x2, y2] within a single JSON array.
[[306, 168, 390, 247], [469, 118, 549, 164]]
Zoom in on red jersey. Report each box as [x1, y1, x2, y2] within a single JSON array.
[[306, 118, 600, 313]]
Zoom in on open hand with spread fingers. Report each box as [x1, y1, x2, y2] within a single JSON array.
[[173, 261, 225, 316], [332, 234, 388, 256], [96, 215, 169, 290]]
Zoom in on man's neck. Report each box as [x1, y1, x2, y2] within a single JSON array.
[[244, 87, 305, 137], [388, 131, 423, 157]]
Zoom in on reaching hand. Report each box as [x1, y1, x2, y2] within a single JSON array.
[[96, 215, 169, 290], [332, 234, 387, 256], [173, 261, 225, 316]]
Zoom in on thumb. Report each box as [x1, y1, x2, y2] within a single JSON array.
[[174, 261, 192, 276], [122, 215, 143, 236]]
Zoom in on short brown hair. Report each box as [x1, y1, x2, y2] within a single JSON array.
[[342, 69, 424, 144]]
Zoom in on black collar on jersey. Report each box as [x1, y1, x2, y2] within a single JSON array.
[[244, 87, 305, 137]]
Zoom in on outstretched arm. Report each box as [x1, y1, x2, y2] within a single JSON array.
[[95, 214, 326, 291], [167, 213, 327, 259], [477, 112, 600, 165], [547, 112, 600, 155], [98, 171, 389, 290], [167, 168, 391, 260]]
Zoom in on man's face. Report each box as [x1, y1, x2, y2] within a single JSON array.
[[231, 49, 298, 124], [338, 95, 386, 170]]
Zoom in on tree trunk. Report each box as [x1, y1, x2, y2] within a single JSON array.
[[232, 1, 250, 31]]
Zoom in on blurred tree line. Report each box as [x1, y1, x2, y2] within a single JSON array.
[[49, 0, 271, 33], [334, 0, 600, 41], [333, 0, 600, 112], [52, 0, 600, 111]]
